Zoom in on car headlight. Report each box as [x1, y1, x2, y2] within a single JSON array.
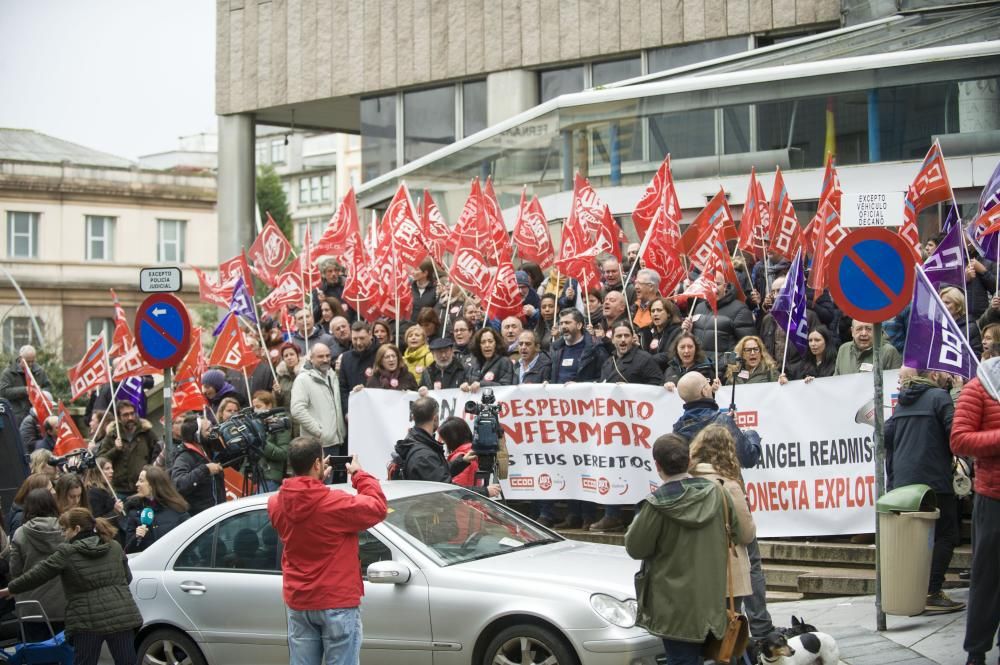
[[590, 593, 638, 628]]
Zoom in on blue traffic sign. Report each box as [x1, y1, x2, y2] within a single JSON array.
[[134, 293, 192, 369], [826, 228, 916, 323]]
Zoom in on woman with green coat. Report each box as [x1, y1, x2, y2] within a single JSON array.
[[1, 507, 143, 665], [251, 390, 292, 491]]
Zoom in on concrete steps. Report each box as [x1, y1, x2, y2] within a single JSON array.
[[557, 530, 972, 599]]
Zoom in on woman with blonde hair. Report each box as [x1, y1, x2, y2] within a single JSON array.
[[727, 335, 779, 384], [215, 395, 242, 424], [939, 286, 983, 357], [402, 324, 434, 383], [689, 425, 758, 622]]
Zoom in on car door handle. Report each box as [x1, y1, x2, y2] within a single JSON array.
[[179, 581, 207, 594]]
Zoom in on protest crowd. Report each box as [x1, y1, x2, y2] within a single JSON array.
[[1, 145, 999, 665]]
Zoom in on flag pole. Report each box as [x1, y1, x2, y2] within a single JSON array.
[[619, 263, 635, 332], [781, 315, 792, 377], [713, 317, 719, 380], [100, 341, 121, 441], [85, 379, 126, 450], [247, 300, 280, 389], [241, 367, 253, 403]]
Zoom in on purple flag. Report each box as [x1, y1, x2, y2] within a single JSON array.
[[978, 160, 1000, 215], [923, 221, 965, 291], [771, 249, 809, 356], [968, 160, 1000, 261], [942, 204, 960, 235], [117, 376, 148, 418], [213, 277, 257, 336], [903, 268, 978, 379]]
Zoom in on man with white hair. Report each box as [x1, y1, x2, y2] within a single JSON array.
[[0, 345, 51, 426], [290, 343, 346, 455], [632, 269, 661, 329]]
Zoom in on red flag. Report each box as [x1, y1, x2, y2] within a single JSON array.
[[378, 183, 425, 269], [768, 168, 803, 261], [421, 190, 451, 264], [54, 402, 86, 456], [909, 141, 952, 211], [315, 189, 361, 261], [108, 289, 132, 357], [194, 267, 232, 308], [682, 188, 737, 260], [248, 214, 293, 287], [671, 268, 719, 313], [259, 271, 305, 315], [445, 179, 504, 262], [448, 183, 496, 300], [639, 207, 686, 297], [484, 259, 524, 320], [22, 359, 53, 423], [375, 253, 414, 321], [976, 204, 1000, 236], [172, 328, 208, 415], [560, 174, 606, 261], [481, 179, 514, 265], [899, 188, 924, 262], [280, 306, 297, 334], [209, 314, 259, 372], [807, 199, 849, 300], [219, 252, 254, 296], [597, 204, 628, 262], [511, 192, 555, 269], [68, 338, 110, 401], [112, 337, 161, 381], [554, 244, 603, 293], [341, 240, 383, 322], [738, 169, 768, 258], [632, 155, 682, 243], [804, 157, 843, 256]]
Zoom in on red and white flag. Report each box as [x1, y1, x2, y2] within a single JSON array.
[[421, 190, 451, 265], [671, 268, 719, 313], [54, 402, 87, 456], [171, 327, 208, 415], [193, 267, 232, 308], [259, 271, 305, 315], [632, 155, 682, 244], [219, 252, 255, 296], [682, 188, 738, 262], [378, 183, 425, 269], [481, 179, 514, 265], [315, 189, 362, 262], [208, 314, 259, 372], [341, 239, 383, 322], [112, 338, 161, 381], [597, 204, 628, 262], [554, 244, 602, 293], [639, 207, 686, 297], [484, 259, 524, 320], [559, 174, 605, 261], [108, 289, 132, 357], [768, 167, 803, 261], [248, 214, 293, 287], [23, 359, 53, 423], [511, 191, 554, 269], [909, 140, 952, 211], [448, 182, 496, 300], [807, 199, 849, 300], [68, 338, 110, 401]]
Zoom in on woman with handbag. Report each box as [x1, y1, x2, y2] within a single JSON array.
[[625, 433, 745, 665]]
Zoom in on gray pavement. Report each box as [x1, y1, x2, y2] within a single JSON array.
[[769, 588, 997, 665]]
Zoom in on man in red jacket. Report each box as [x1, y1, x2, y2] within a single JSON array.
[[951, 357, 1000, 665], [268, 437, 387, 665]]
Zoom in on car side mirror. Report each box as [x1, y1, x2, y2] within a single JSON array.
[[366, 560, 411, 584]]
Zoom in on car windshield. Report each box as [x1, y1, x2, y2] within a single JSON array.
[[383, 488, 561, 566]]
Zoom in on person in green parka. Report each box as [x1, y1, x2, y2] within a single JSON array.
[[1, 507, 142, 665], [251, 390, 292, 491], [625, 434, 739, 665]]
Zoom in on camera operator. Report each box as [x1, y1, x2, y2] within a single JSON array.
[[250, 391, 292, 491], [393, 397, 500, 497], [170, 415, 225, 516]]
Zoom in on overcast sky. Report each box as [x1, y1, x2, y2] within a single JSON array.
[[0, 0, 216, 161]]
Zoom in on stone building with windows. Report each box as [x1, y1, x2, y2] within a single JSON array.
[[0, 128, 217, 363], [214, 0, 1000, 256]]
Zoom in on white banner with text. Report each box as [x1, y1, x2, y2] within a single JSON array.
[[348, 371, 899, 538]]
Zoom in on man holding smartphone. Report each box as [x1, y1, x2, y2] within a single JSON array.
[[268, 437, 387, 665]]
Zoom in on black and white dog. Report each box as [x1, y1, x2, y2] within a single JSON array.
[[757, 630, 840, 665]]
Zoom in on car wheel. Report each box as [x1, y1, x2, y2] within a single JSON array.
[[138, 628, 208, 665], [483, 624, 577, 665]]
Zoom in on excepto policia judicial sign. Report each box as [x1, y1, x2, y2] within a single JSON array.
[[350, 371, 900, 539]]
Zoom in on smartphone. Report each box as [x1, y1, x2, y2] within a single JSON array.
[[325, 455, 354, 484]]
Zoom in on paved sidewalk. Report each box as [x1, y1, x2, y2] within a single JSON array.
[[769, 589, 997, 665]]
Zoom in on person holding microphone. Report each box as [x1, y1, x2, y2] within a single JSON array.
[[125, 466, 190, 553]]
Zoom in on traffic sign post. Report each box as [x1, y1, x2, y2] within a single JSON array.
[[826, 227, 917, 634], [135, 293, 192, 457]]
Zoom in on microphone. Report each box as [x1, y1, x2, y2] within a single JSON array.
[[137, 506, 155, 542]]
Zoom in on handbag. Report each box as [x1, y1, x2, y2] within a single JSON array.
[[703, 483, 750, 663]]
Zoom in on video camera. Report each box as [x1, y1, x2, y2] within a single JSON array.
[[464, 389, 502, 456], [47, 448, 98, 474], [212, 408, 291, 460]]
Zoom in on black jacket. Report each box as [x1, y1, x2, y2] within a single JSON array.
[[339, 342, 381, 409], [515, 352, 552, 384], [0, 359, 51, 425], [394, 427, 469, 483], [662, 357, 715, 385], [690, 287, 756, 356], [600, 348, 664, 385], [467, 355, 515, 386], [171, 444, 226, 516], [421, 359, 470, 390], [639, 323, 684, 370], [410, 282, 438, 321], [672, 399, 762, 469], [884, 382, 955, 495], [124, 497, 190, 553], [548, 332, 610, 384]]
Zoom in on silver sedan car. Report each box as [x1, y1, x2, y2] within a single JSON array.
[[129, 481, 664, 665]]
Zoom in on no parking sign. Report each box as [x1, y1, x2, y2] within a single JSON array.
[[826, 228, 916, 323]]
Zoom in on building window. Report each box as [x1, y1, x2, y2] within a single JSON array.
[[647, 37, 748, 72], [296, 218, 324, 246], [256, 142, 268, 165], [299, 178, 309, 204], [321, 175, 332, 202], [361, 94, 397, 182], [86, 215, 115, 261], [281, 181, 291, 202], [1, 316, 43, 354], [86, 318, 113, 349], [592, 57, 641, 87], [6, 211, 39, 259], [463, 80, 488, 138], [270, 139, 286, 164], [403, 85, 456, 163], [298, 175, 333, 205], [539, 66, 585, 103], [649, 108, 717, 160], [157, 219, 186, 263]]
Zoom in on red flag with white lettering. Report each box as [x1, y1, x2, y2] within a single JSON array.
[[554, 245, 602, 293], [909, 141, 953, 212], [341, 239, 383, 322], [68, 338, 110, 401], [768, 167, 803, 261], [671, 268, 719, 313], [209, 315, 259, 372], [559, 174, 605, 261], [112, 338, 161, 381], [807, 199, 849, 300], [315, 189, 362, 262], [193, 267, 232, 308], [377, 183, 425, 269], [259, 271, 305, 315], [639, 207, 686, 297], [597, 204, 628, 262], [484, 259, 524, 321], [681, 188, 738, 259], [421, 190, 451, 265], [511, 191, 555, 269], [22, 359, 53, 423], [54, 402, 86, 456], [219, 252, 255, 296], [248, 214, 293, 287], [109, 289, 132, 357], [171, 327, 208, 415], [481, 179, 514, 266], [632, 155, 682, 244], [448, 182, 496, 300]]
